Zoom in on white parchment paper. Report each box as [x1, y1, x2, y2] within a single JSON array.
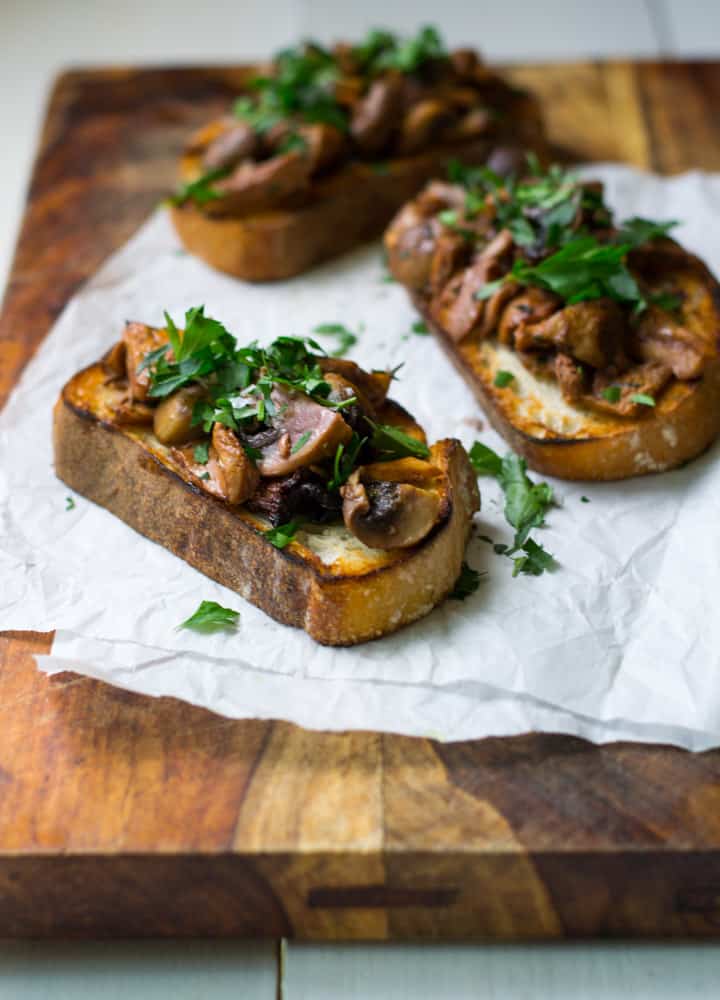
[[2, 164, 720, 749]]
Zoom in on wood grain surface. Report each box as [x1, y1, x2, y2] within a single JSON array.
[[2, 62, 720, 940]]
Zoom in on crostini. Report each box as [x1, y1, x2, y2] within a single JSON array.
[[169, 26, 545, 281], [53, 309, 479, 645], [384, 159, 720, 480]]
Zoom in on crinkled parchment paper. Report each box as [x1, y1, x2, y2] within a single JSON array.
[[2, 164, 720, 749]]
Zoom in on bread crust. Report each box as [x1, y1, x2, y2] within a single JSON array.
[[415, 292, 720, 481], [171, 133, 545, 282], [53, 364, 479, 645]]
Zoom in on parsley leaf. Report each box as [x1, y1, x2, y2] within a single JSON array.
[[601, 385, 621, 403], [327, 433, 366, 491], [449, 561, 484, 600], [411, 320, 430, 336], [65, 496, 76, 511], [360, 25, 446, 74], [512, 537, 555, 578], [616, 216, 678, 246], [469, 441, 555, 577], [291, 430, 312, 454], [169, 166, 231, 207], [179, 600, 240, 633], [312, 322, 358, 357], [368, 422, 430, 461], [630, 392, 655, 407], [265, 520, 300, 549], [493, 370, 515, 388], [193, 442, 210, 464]]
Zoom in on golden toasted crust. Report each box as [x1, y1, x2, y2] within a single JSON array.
[[170, 130, 545, 282], [53, 363, 479, 645], [415, 292, 720, 481]]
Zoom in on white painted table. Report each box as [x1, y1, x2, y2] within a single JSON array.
[[2, 1, 719, 995]]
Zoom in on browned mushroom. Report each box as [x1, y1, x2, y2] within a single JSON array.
[[396, 99, 454, 155], [341, 458, 443, 550], [123, 322, 169, 401], [631, 305, 709, 379], [385, 216, 442, 291], [497, 287, 561, 346], [298, 123, 346, 173], [317, 358, 392, 410], [103, 339, 127, 378], [587, 361, 672, 417], [255, 386, 352, 477], [208, 423, 260, 504], [516, 298, 625, 369], [202, 121, 259, 171], [351, 73, 405, 153], [153, 385, 206, 446], [111, 399, 155, 425], [450, 48, 482, 79], [205, 151, 312, 216], [454, 107, 492, 140]]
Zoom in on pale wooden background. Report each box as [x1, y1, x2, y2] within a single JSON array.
[[1, 0, 720, 996]]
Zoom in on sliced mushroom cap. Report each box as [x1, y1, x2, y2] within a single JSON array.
[[205, 151, 312, 216], [209, 423, 260, 504], [322, 371, 376, 430], [454, 107, 492, 140], [153, 385, 207, 446], [103, 339, 127, 378], [317, 358, 392, 410], [123, 322, 169, 401], [341, 463, 442, 550], [202, 121, 259, 171], [298, 123, 346, 173], [255, 386, 352, 477], [632, 305, 708, 379], [450, 48, 482, 79], [517, 298, 625, 369], [351, 73, 405, 153], [396, 99, 454, 155]]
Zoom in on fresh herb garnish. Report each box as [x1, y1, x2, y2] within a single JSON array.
[[368, 422, 430, 461], [179, 600, 239, 633], [449, 561, 484, 600], [312, 322, 358, 357], [411, 320, 430, 336], [264, 520, 300, 549], [581, 495, 590, 503], [327, 433, 366, 491], [493, 370, 515, 388], [193, 442, 210, 464], [168, 166, 231, 207], [291, 430, 313, 454], [65, 496, 76, 511], [469, 441, 555, 577], [630, 392, 655, 407], [601, 385, 622, 403], [355, 25, 446, 75]]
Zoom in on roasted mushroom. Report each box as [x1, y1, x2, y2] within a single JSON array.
[[208, 423, 260, 504], [350, 73, 405, 153], [206, 151, 312, 216], [123, 322, 169, 401], [341, 458, 443, 550], [256, 386, 352, 477], [153, 385, 206, 446], [203, 121, 259, 170]]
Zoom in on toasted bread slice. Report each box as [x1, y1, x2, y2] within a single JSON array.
[[417, 293, 720, 481], [170, 136, 544, 283], [54, 362, 479, 645]]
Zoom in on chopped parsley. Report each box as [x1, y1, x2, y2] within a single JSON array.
[[581, 495, 590, 503], [493, 370, 515, 388], [630, 392, 655, 407], [327, 433, 366, 491], [312, 322, 358, 357], [411, 320, 431, 336], [168, 165, 231, 207], [65, 496, 76, 511], [368, 422, 430, 461], [469, 441, 555, 577], [291, 430, 313, 454], [193, 442, 210, 464], [354, 25, 446, 75], [179, 600, 240, 633], [449, 561, 484, 600], [601, 385, 622, 403], [265, 520, 300, 549]]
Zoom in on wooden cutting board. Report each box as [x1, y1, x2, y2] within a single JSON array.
[[2, 62, 720, 940]]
